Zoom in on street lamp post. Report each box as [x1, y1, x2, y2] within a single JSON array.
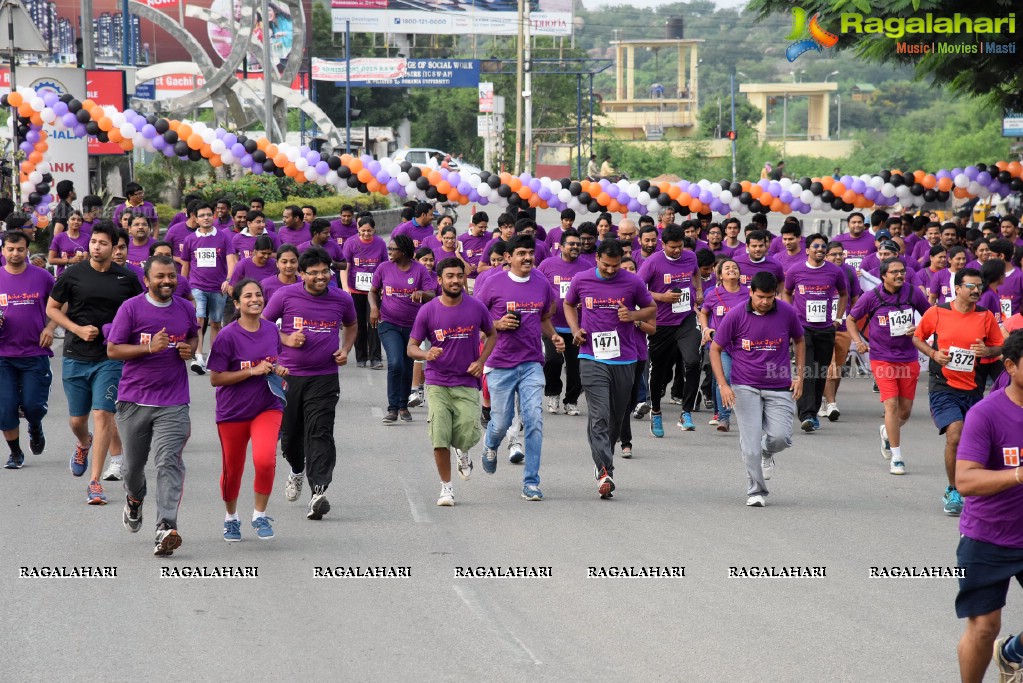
[[837, 94, 841, 139], [824, 70, 839, 82], [729, 69, 737, 182]]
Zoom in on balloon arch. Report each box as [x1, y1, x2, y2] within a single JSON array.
[[8, 84, 1023, 230]]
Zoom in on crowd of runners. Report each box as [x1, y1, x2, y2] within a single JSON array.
[[3, 185, 1023, 680]]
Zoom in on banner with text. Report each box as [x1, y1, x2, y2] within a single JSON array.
[[330, 0, 572, 36], [313, 57, 480, 88]]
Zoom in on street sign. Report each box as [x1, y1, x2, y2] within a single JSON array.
[[1003, 109, 1023, 137], [134, 81, 156, 100], [479, 82, 494, 112]]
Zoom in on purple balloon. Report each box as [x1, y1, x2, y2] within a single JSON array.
[[240, 154, 254, 168], [20, 141, 33, 153], [251, 163, 263, 175], [231, 143, 246, 158], [936, 169, 952, 180], [223, 133, 238, 148], [53, 101, 68, 116], [538, 187, 552, 201], [449, 173, 461, 186], [141, 124, 157, 139], [316, 161, 330, 175], [965, 166, 979, 180], [799, 204, 811, 215], [709, 199, 724, 213], [863, 187, 878, 201], [386, 179, 400, 193], [152, 136, 166, 151], [61, 112, 78, 128], [73, 123, 88, 138], [628, 199, 642, 213], [778, 191, 793, 204], [677, 180, 690, 193], [457, 181, 471, 195], [699, 190, 713, 204], [26, 129, 40, 143], [468, 189, 480, 203], [790, 198, 803, 211], [767, 181, 781, 196], [42, 91, 59, 106], [851, 179, 866, 194], [377, 170, 391, 183], [528, 179, 541, 192], [605, 185, 619, 199], [478, 196, 489, 206], [977, 171, 993, 186], [360, 154, 373, 167]]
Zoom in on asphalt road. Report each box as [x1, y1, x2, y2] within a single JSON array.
[[3, 334, 1016, 681]]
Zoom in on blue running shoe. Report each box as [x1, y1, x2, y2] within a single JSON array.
[[481, 447, 497, 474], [943, 487, 963, 516], [678, 412, 696, 431], [811, 416, 821, 431], [70, 433, 91, 477], [251, 516, 275, 540], [650, 413, 664, 438], [223, 519, 242, 542], [4, 452, 24, 469], [521, 485, 544, 501], [28, 424, 44, 455]]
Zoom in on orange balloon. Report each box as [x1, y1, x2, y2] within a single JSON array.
[[30, 113, 44, 126], [107, 128, 123, 143], [366, 180, 382, 193], [1009, 161, 1023, 177], [842, 190, 856, 204], [517, 186, 532, 200], [459, 196, 470, 206], [35, 215, 49, 228], [913, 170, 925, 183], [96, 116, 112, 132], [921, 174, 936, 189], [749, 185, 762, 199], [177, 124, 192, 140], [436, 180, 451, 194], [449, 191, 461, 202], [508, 178, 522, 193], [257, 138, 270, 151], [17, 102, 33, 118], [678, 192, 692, 206], [937, 177, 953, 192], [294, 174, 306, 184], [427, 170, 442, 185], [187, 133, 203, 150], [667, 185, 681, 200], [340, 154, 352, 165], [820, 176, 834, 190], [769, 198, 783, 212], [273, 153, 288, 167], [526, 194, 540, 208], [597, 192, 610, 206], [499, 173, 511, 184], [953, 187, 969, 198], [210, 157, 223, 168], [358, 168, 373, 183], [168, 120, 180, 131], [200, 144, 213, 158], [608, 199, 621, 213], [760, 192, 774, 204], [119, 139, 133, 151], [347, 158, 362, 174], [28, 151, 43, 164], [689, 199, 703, 214], [7, 92, 23, 107], [657, 181, 671, 194], [780, 203, 792, 215], [740, 180, 751, 192], [831, 182, 845, 196], [284, 163, 297, 177], [996, 161, 1008, 172], [265, 144, 279, 159], [80, 98, 95, 110]]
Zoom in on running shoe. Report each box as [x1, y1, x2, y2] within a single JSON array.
[[890, 460, 906, 475], [399, 409, 413, 422], [811, 416, 821, 431], [356, 361, 367, 368], [521, 485, 544, 501], [632, 402, 651, 419], [817, 402, 828, 418], [190, 352, 206, 375], [371, 361, 384, 369], [4, 452, 24, 469], [704, 397, 715, 410], [28, 424, 45, 455], [621, 446, 633, 459], [87, 480, 108, 505], [677, 412, 696, 431], [481, 447, 497, 474], [992, 635, 1023, 683], [509, 447, 524, 464], [408, 388, 424, 408], [746, 495, 766, 507], [123, 496, 143, 533], [669, 396, 683, 405], [872, 381, 880, 394], [597, 468, 615, 499], [825, 402, 840, 422], [252, 516, 275, 540], [879, 425, 892, 460], [943, 487, 963, 516], [650, 413, 664, 438], [761, 455, 775, 481], [800, 418, 815, 433], [154, 523, 182, 556], [223, 519, 242, 542], [382, 410, 398, 424], [69, 433, 91, 477], [437, 483, 454, 507], [102, 455, 124, 481], [307, 487, 331, 520], [564, 403, 580, 416], [455, 449, 473, 480], [285, 472, 304, 502], [546, 396, 560, 414], [708, 413, 719, 426], [717, 420, 730, 433]]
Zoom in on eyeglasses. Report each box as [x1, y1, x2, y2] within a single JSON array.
[[887, 269, 906, 275], [808, 244, 827, 250], [958, 283, 981, 290], [303, 270, 331, 278]]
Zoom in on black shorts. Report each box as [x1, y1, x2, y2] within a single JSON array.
[[955, 535, 1023, 618]]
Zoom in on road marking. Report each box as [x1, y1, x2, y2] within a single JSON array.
[[399, 477, 431, 524], [453, 585, 542, 666]]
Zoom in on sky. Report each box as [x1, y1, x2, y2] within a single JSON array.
[[580, 0, 748, 10]]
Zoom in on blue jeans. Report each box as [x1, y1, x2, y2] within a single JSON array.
[[485, 363, 544, 487], [378, 321, 414, 412], [0, 356, 52, 431], [713, 351, 733, 424]]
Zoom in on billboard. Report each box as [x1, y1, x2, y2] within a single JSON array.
[[20, 67, 90, 199], [312, 57, 480, 88], [330, 0, 572, 36], [86, 69, 127, 155]]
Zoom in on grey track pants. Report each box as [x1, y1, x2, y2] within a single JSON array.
[[116, 402, 189, 529], [731, 385, 794, 497], [580, 359, 636, 478]]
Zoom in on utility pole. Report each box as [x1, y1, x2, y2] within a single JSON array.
[[523, 2, 532, 174], [345, 20, 352, 154], [729, 70, 737, 182], [262, 0, 274, 142], [513, 0, 524, 174]]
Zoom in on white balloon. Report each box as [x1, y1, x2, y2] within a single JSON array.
[[870, 176, 884, 190], [812, 196, 824, 209], [709, 183, 722, 195], [325, 170, 340, 185], [626, 184, 640, 198], [21, 181, 35, 194], [954, 174, 969, 188], [29, 97, 45, 112], [800, 189, 814, 204], [469, 174, 481, 187], [778, 178, 792, 190], [881, 183, 896, 198], [558, 189, 572, 203], [110, 113, 125, 128], [221, 150, 235, 165], [637, 191, 650, 204], [35, 162, 50, 174], [121, 123, 137, 138], [719, 190, 733, 203], [28, 171, 42, 184], [406, 182, 418, 196], [697, 179, 710, 190], [40, 108, 56, 124], [397, 172, 410, 185], [201, 129, 216, 144], [304, 169, 318, 183], [617, 179, 629, 191], [210, 140, 226, 155], [977, 185, 991, 198], [647, 200, 661, 214], [388, 163, 401, 177]]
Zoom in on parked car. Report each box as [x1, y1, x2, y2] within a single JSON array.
[[392, 148, 483, 176]]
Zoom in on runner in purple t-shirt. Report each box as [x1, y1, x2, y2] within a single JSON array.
[[697, 258, 748, 433], [232, 211, 280, 259], [711, 270, 805, 508], [329, 204, 358, 247], [277, 205, 311, 245], [106, 254, 199, 556], [409, 258, 497, 506], [458, 212, 492, 285], [298, 218, 345, 271], [230, 236, 278, 290], [833, 211, 877, 275], [149, 241, 195, 303], [47, 211, 90, 277], [392, 202, 436, 249], [537, 229, 587, 416], [126, 214, 155, 269], [260, 244, 299, 305], [181, 217, 238, 374]]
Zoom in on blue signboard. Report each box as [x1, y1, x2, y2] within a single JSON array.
[[330, 59, 480, 88], [134, 81, 156, 100], [1004, 109, 1023, 137]]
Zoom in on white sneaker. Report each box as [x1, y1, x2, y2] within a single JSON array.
[[437, 482, 454, 506], [817, 402, 828, 417], [890, 460, 906, 475], [408, 388, 424, 408], [285, 472, 304, 502], [879, 425, 892, 460], [546, 396, 560, 414], [746, 495, 766, 507], [190, 353, 206, 375], [455, 448, 472, 480], [825, 402, 840, 422], [54, 326, 65, 339], [564, 403, 580, 416], [761, 455, 775, 480], [102, 455, 124, 481]]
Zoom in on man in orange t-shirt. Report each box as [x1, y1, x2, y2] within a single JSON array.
[[914, 267, 1004, 517]]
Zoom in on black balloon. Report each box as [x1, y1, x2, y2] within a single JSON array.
[[588, 200, 601, 213], [937, 190, 951, 201], [577, 192, 591, 205], [357, 182, 369, 194], [810, 182, 823, 195], [399, 161, 413, 172], [328, 156, 341, 170], [821, 190, 835, 203], [739, 192, 752, 205], [59, 93, 74, 104], [67, 98, 81, 112], [569, 182, 582, 195], [910, 183, 924, 196], [408, 166, 422, 181], [976, 163, 987, 172], [923, 189, 937, 202], [17, 124, 29, 137], [262, 160, 276, 172], [146, 114, 158, 125], [749, 200, 764, 213], [497, 184, 512, 198], [338, 166, 351, 179], [76, 109, 91, 123], [890, 174, 904, 187], [880, 170, 891, 183], [28, 192, 41, 205], [96, 131, 109, 143], [416, 176, 430, 190], [842, 202, 854, 211], [173, 140, 189, 156], [37, 184, 50, 196], [154, 119, 169, 134], [657, 193, 671, 206], [347, 175, 359, 188], [671, 201, 685, 214], [999, 171, 1012, 184], [274, 167, 286, 177], [243, 139, 258, 154], [560, 178, 571, 189], [85, 121, 100, 135], [164, 130, 178, 144], [425, 187, 439, 200], [647, 186, 660, 198], [252, 150, 267, 164], [729, 183, 742, 195], [41, 173, 52, 183], [831, 198, 845, 210], [0, 95, 6, 107], [320, 152, 331, 162], [637, 180, 650, 191], [798, 177, 812, 190], [507, 194, 520, 207]]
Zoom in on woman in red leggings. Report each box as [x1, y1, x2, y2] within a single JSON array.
[[207, 279, 289, 541]]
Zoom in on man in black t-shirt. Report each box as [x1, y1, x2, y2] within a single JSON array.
[[47, 221, 143, 506]]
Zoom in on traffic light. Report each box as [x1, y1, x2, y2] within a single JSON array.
[[726, 130, 737, 141]]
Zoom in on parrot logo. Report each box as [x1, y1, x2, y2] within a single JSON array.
[[785, 7, 840, 62]]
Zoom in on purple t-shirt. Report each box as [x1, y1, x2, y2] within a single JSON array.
[[784, 260, 848, 329], [260, 275, 297, 304], [903, 232, 922, 255], [564, 268, 654, 363], [277, 225, 312, 246], [978, 288, 1006, 325], [231, 257, 278, 286], [127, 238, 155, 269], [106, 294, 199, 406], [733, 253, 785, 288], [835, 264, 862, 332], [862, 254, 917, 281], [0, 265, 54, 358], [232, 230, 280, 259], [262, 283, 357, 376], [928, 268, 957, 303], [341, 236, 388, 294], [112, 201, 158, 228], [544, 226, 565, 250], [701, 284, 750, 332], [719, 241, 743, 257], [206, 318, 284, 423], [834, 232, 876, 272], [912, 239, 940, 268], [50, 229, 91, 277], [131, 267, 190, 300], [471, 264, 507, 293], [638, 250, 700, 326], [421, 234, 444, 254], [849, 284, 930, 362], [958, 389, 1023, 548], [714, 299, 804, 390], [458, 232, 492, 274], [774, 250, 806, 274], [1003, 268, 1023, 316], [913, 267, 942, 292], [475, 270, 556, 369], [371, 260, 435, 327], [537, 255, 590, 331], [769, 236, 805, 256], [393, 220, 436, 249], [411, 296, 493, 389], [298, 239, 344, 262], [182, 228, 235, 291], [165, 223, 197, 272], [329, 220, 358, 247]]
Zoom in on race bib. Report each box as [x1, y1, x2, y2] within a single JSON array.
[[671, 289, 691, 313], [946, 345, 975, 373], [196, 247, 217, 268], [1001, 297, 1012, 319], [887, 308, 913, 336], [355, 272, 373, 292], [846, 256, 863, 272], [592, 330, 621, 360], [466, 278, 475, 295], [559, 281, 571, 299], [830, 298, 839, 321], [805, 299, 828, 323]]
